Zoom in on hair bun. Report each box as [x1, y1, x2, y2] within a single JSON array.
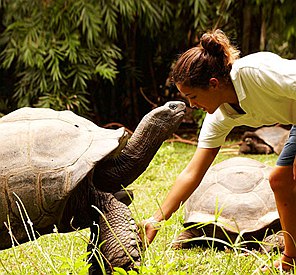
[[200, 30, 224, 56]]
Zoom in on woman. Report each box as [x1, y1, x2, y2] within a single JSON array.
[[141, 29, 296, 271]]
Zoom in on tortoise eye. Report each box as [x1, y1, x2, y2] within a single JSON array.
[[169, 103, 178, 110]]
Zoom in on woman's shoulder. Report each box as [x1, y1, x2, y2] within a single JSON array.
[[231, 52, 284, 80], [233, 52, 281, 69]]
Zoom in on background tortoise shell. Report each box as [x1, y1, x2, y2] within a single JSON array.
[[175, 157, 280, 249]]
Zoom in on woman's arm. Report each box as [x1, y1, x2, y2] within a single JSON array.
[[141, 146, 220, 244]]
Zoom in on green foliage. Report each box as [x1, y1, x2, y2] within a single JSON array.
[[192, 109, 206, 135], [114, 267, 138, 275], [266, 0, 296, 57], [0, 229, 92, 274], [54, 252, 91, 275], [0, 0, 122, 113]]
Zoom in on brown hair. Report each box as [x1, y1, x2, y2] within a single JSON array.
[[171, 29, 240, 87]]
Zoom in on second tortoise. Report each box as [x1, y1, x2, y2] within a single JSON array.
[[173, 157, 282, 251]]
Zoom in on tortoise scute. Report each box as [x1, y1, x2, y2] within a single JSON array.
[[7, 171, 40, 220], [216, 166, 265, 193]]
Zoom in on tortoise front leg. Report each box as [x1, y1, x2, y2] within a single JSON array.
[[88, 191, 142, 274]]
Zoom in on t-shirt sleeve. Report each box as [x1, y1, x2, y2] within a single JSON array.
[[197, 109, 235, 148]]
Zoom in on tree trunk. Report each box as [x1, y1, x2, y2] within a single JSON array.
[[240, 1, 262, 55]]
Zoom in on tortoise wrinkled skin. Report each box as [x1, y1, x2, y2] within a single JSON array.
[[174, 157, 282, 251], [0, 101, 186, 274]]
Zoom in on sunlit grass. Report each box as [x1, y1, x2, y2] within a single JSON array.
[[0, 141, 286, 274], [0, 229, 90, 274]]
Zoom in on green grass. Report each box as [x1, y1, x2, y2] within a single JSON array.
[[0, 141, 290, 274]]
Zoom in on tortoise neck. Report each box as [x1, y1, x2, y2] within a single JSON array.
[[93, 117, 169, 192]]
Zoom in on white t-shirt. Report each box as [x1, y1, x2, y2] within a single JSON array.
[[198, 52, 296, 148]]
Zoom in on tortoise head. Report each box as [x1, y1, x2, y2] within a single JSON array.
[[139, 101, 186, 139], [125, 101, 186, 158]]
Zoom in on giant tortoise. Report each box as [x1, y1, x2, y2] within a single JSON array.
[[239, 126, 289, 155], [0, 101, 186, 274], [173, 157, 282, 251]]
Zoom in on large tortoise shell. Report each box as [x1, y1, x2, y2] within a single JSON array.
[[0, 107, 126, 229]]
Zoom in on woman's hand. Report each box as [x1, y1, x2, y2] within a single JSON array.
[[138, 147, 220, 248], [139, 217, 161, 248]]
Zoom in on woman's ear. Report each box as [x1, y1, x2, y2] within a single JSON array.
[[209, 78, 219, 89]]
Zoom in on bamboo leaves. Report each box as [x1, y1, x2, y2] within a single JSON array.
[[0, 0, 120, 113]]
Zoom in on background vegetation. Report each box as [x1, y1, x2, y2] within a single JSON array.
[[0, 0, 295, 128]]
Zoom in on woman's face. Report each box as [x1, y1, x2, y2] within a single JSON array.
[[176, 83, 221, 114]]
